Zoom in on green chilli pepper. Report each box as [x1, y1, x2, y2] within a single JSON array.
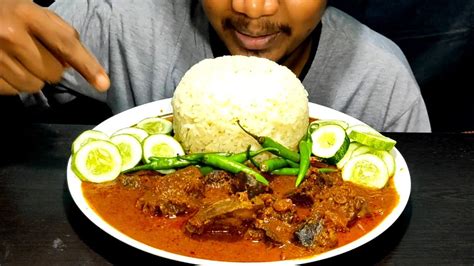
[[237, 120, 300, 163], [260, 157, 289, 172], [295, 138, 312, 187], [202, 154, 269, 186], [271, 167, 300, 176]]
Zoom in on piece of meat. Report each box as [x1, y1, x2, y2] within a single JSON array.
[[185, 192, 263, 236], [253, 193, 297, 224], [244, 228, 266, 242], [249, 194, 297, 245], [118, 170, 160, 189], [202, 170, 269, 203], [118, 174, 142, 189], [204, 170, 246, 192], [203, 170, 246, 203], [287, 166, 343, 206], [136, 166, 204, 217], [244, 172, 270, 198], [312, 183, 369, 230], [285, 173, 320, 206], [273, 198, 294, 213], [294, 213, 338, 248], [255, 216, 295, 245]]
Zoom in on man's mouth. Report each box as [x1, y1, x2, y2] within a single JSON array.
[[222, 17, 291, 52], [233, 30, 279, 50]]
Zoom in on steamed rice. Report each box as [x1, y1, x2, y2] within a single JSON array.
[[171, 55, 309, 154]]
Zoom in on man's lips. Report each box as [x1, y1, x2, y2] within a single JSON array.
[[233, 30, 279, 50]]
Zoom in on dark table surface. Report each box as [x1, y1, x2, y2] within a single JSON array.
[[0, 123, 473, 265]]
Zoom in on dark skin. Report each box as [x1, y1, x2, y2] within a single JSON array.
[[202, 0, 327, 76], [0, 0, 109, 95], [0, 0, 326, 95]]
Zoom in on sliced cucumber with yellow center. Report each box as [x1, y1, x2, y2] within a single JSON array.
[[336, 142, 362, 169], [142, 134, 185, 174], [112, 127, 149, 142], [342, 153, 389, 189], [71, 130, 109, 154], [110, 134, 143, 172], [310, 124, 350, 164], [142, 134, 185, 164], [71, 140, 122, 183], [368, 149, 396, 177], [135, 117, 173, 135]]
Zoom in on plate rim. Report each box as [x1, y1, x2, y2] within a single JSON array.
[[67, 98, 411, 265]]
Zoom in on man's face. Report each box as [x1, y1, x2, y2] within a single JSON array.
[[202, 0, 327, 63]]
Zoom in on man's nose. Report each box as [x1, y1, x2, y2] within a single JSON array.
[[232, 0, 279, 18]]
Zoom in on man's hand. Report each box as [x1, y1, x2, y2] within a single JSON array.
[[0, 0, 110, 95]]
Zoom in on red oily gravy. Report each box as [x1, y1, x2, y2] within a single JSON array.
[[82, 172, 398, 262]]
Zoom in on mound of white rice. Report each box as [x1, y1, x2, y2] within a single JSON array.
[[171, 55, 309, 154]]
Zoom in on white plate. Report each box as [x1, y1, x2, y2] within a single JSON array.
[[67, 98, 411, 266]]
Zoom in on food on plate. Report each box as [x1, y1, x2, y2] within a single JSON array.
[[171, 55, 309, 154], [71, 129, 109, 154], [342, 153, 390, 189], [109, 134, 142, 172], [135, 117, 173, 135], [71, 114, 400, 261], [70, 56, 402, 262], [141, 134, 185, 164], [111, 127, 149, 142], [310, 124, 350, 165], [71, 139, 122, 183]]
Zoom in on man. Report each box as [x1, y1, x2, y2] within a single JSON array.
[[0, 0, 431, 132]]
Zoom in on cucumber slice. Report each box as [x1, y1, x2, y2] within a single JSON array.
[[351, 145, 373, 158], [71, 130, 109, 154], [336, 142, 362, 169], [346, 124, 382, 137], [310, 124, 350, 164], [71, 140, 122, 183], [368, 150, 396, 177], [135, 117, 173, 135], [342, 153, 389, 189], [142, 134, 185, 164], [110, 134, 143, 172], [112, 127, 149, 142], [309, 119, 349, 133], [348, 129, 396, 151]]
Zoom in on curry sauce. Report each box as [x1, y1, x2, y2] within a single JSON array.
[[82, 165, 398, 262]]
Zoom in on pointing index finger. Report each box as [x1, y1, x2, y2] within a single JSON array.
[[28, 8, 110, 91]]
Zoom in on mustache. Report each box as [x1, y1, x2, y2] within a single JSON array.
[[222, 16, 292, 36]]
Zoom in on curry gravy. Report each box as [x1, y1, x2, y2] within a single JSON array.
[[82, 173, 398, 262]]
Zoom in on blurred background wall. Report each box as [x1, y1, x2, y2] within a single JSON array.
[[32, 0, 474, 132]]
